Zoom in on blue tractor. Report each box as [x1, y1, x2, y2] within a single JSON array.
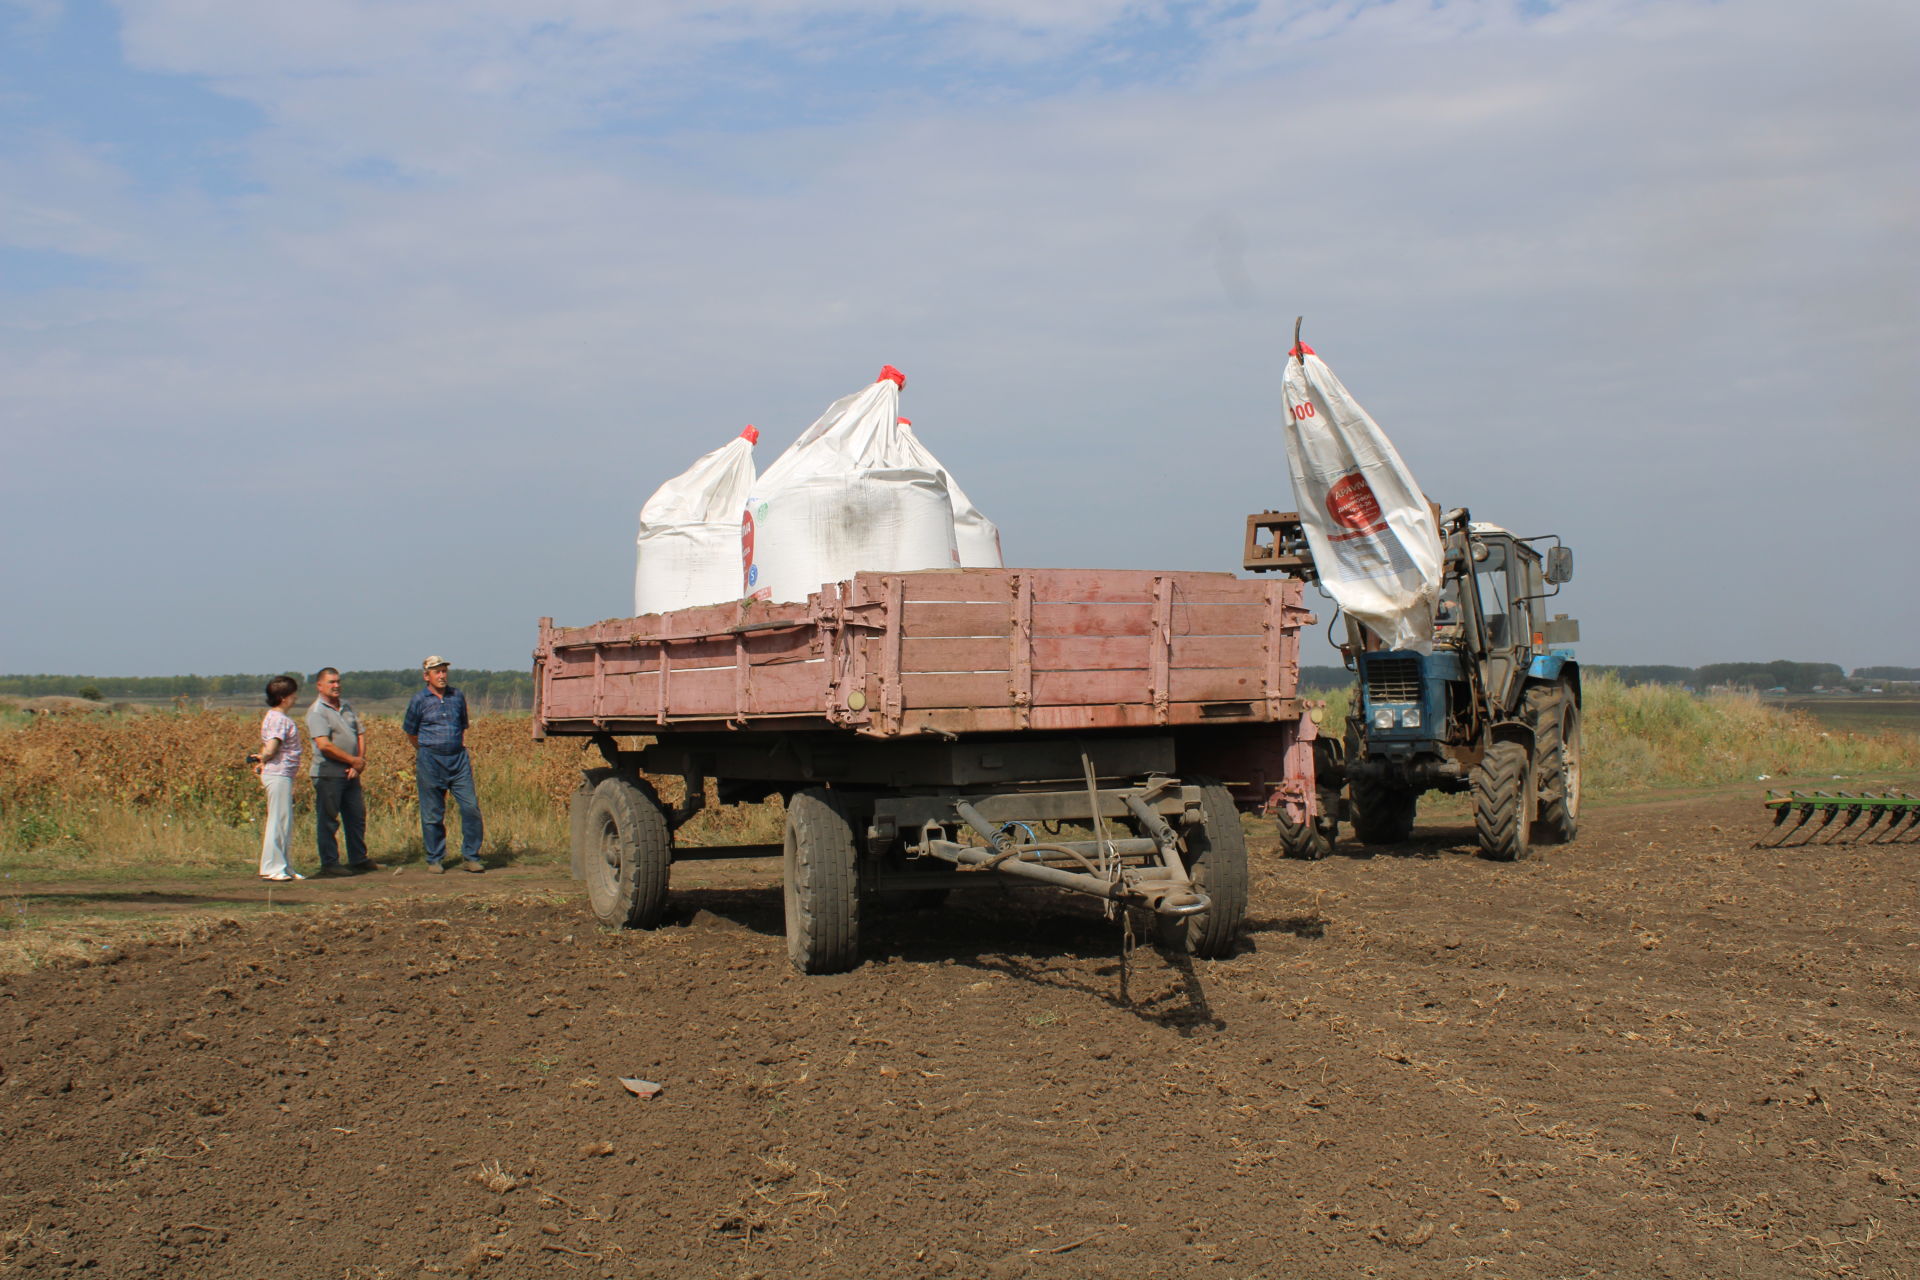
[[1244, 506, 1581, 861]]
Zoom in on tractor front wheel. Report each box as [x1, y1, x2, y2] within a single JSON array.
[[1473, 740, 1535, 862], [1349, 779, 1418, 846], [1276, 811, 1338, 860]]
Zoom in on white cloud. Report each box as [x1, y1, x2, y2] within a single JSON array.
[[0, 0, 1914, 671]]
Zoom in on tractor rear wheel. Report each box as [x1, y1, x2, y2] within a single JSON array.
[[783, 787, 861, 975], [1528, 685, 1582, 844], [1157, 780, 1249, 959], [1473, 740, 1535, 862], [1349, 779, 1418, 845], [583, 776, 672, 928]]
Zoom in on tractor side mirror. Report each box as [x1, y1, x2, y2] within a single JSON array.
[[1545, 546, 1574, 585]]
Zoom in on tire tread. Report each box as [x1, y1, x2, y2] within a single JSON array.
[[1473, 740, 1532, 862]]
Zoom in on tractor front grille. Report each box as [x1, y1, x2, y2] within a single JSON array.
[[1364, 657, 1423, 704]]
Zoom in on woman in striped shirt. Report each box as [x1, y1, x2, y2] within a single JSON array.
[[255, 675, 305, 881]]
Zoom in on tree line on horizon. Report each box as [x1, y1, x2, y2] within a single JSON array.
[[1301, 661, 1919, 694], [7, 661, 1917, 707], [0, 669, 535, 707]]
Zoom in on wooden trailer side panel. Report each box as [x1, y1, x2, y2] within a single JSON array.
[[840, 568, 1310, 736], [533, 568, 1312, 738]]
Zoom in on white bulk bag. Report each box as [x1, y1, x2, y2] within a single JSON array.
[[744, 367, 959, 603], [634, 426, 759, 615], [1280, 341, 1443, 653], [896, 416, 1003, 568]]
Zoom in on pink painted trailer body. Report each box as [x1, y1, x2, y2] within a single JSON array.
[[534, 567, 1322, 973], [535, 566, 1313, 740]]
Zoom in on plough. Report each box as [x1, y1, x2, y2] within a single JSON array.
[[1760, 791, 1920, 847]]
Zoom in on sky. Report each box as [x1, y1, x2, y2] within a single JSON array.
[[1, 0, 1915, 677]]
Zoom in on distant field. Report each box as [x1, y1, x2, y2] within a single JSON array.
[[1774, 698, 1920, 735]]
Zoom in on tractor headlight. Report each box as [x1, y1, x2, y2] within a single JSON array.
[[1401, 707, 1422, 729], [1373, 707, 1396, 731]]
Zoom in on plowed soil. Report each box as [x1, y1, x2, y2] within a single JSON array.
[[3, 790, 1917, 1279]]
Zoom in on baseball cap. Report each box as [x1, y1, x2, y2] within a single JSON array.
[[422, 655, 451, 670]]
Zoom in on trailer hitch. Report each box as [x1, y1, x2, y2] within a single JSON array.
[[937, 792, 1211, 918]]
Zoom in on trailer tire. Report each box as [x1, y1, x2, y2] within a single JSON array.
[[569, 767, 616, 881], [1473, 740, 1534, 862], [1349, 779, 1418, 845], [583, 776, 672, 928], [1527, 685, 1581, 844], [1157, 780, 1248, 959], [784, 787, 861, 975]]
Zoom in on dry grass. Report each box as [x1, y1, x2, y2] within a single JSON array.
[[3, 679, 1911, 877], [1302, 672, 1918, 796], [0, 710, 776, 876], [1581, 671, 1920, 791]]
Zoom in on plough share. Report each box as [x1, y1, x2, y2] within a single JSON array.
[[1760, 790, 1920, 847]]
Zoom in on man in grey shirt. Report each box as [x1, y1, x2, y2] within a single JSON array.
[[308, 667, 377, 876]]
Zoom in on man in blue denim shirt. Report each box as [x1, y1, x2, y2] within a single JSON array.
[[403, 656, 485, 873]]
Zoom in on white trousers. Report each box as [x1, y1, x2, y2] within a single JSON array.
[[258, 774, 295, 877]]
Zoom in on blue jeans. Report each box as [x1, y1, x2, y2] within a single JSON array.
[[416, 748, 483, 865], [314, 775, 369, 868]]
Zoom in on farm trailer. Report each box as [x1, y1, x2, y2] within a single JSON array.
[[532, 567, 1321, 973]]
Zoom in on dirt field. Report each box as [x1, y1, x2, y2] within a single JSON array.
[[3, 789, 1916, 1279]]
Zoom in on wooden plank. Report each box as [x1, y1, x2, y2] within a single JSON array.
[[745, 660, 833, 715], [1168, 635, 1273, 670], [1031, 668, 1152, 707], [1168, 667, 1267, 702], [1030, 636, 1152, 671], [1027, 568, 1258, 604], [1030, 601, 1268, 638], [897, 569, 1018, 603], [894, 602, 1014, 638], [900, 637, 1012, 673], [1027, 704, 1158, 731], [1031, 602, 1152, 636], [897, 671, 1014, 709]]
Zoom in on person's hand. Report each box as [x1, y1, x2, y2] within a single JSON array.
[[346, 765, 361, 780]]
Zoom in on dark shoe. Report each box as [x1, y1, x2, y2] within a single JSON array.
[[462, 860, 485, 874], [425, 861, 446, 875], [316, 865, 354, 878], [348, 860, 383, 873]]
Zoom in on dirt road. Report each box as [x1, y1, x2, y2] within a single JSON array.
[[2, 791, 1915, 1278]]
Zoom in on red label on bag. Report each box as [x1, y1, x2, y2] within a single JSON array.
[[741, 509, 756, 592], [1325, 473, 1386, 539]]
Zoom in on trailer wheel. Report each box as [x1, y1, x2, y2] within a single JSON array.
[[568, 767, 615, 881], [1473, 740, 1534, 862], [583, 776, 672, 928], [1527, 685, 1581, 844], [1349, 779, 1418, 845], [784, 787, 861, 975], [1157, 780, 1248, 959]]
